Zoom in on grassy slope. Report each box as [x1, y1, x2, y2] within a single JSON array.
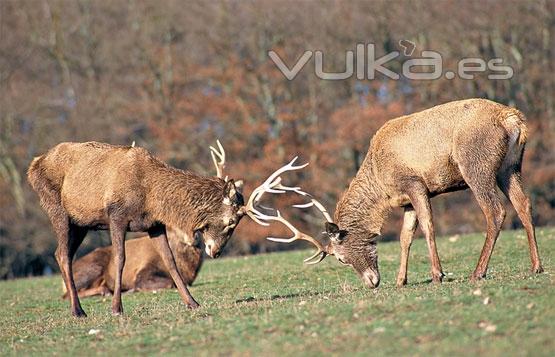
[[1, 228, 554, 356]]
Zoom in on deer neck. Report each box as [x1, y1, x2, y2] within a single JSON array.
[[146, 164, 224, 233], [334, 168, 391, 241]]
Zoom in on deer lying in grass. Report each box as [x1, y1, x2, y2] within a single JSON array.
[[63, 227, 203, 298], [61, 143, 233, 298], [28, 140, 306, 317], [268, 99, 543, 288]]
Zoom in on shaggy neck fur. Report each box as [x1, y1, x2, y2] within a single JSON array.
[[145, 159, 225, 233], [335, 157, 391, 245]]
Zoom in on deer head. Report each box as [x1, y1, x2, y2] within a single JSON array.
[[197, 141, 245, 258], [248, 176, 381, 289], [321, 221, 380, 288], [201, 142, 309, 259], [198, 178, 245, 258]]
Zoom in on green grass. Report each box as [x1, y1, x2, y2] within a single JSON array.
[[1, 228, 554, 356]]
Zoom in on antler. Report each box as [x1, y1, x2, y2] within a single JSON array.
[[242, 157, 306, 223], [242, 157, 329, 264], [210, 140, 226, 179], [293, 197, 333, 223]]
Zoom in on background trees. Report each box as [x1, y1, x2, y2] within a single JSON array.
[[1, 0, 554, 278]]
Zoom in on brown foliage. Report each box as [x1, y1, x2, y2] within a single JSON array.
[[0, 0, 554, 278]]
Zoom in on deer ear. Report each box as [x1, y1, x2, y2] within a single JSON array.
[[234, 179, 244, 194], [325, 222, 347, 243], [325, 222, 340, 234], [223, 179, 238, 205], [193, 229, 203, 247]]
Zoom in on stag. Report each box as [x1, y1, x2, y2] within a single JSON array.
[[28, 140, 306, 317], [62, 141, 231, 298], [268, 99, 543, 288]]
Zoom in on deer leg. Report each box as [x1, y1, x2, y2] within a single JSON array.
[[109, 220, 127, 316], [497, 171, 543, 273], [455, 127, 508, 281], [407, 186, 444, 283], [397, 206, 418, 287], [466, 182, 505, 281], [54, 219, 86, 317], [148, 225, 200, 309], [78, 284, 111, 298], [37, 181, 86, 317], [68, 225, 88, 260]]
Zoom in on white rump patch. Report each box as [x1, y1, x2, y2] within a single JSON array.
[[502, 119, 521, 170]]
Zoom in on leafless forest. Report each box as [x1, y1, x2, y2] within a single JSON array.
[[1, 0, 554, 278]]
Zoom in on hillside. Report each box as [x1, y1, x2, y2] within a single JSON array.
[[1, 228, 554, 356]]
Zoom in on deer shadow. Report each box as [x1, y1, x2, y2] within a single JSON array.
[[408, 276, 458, 286], [234, 290, 330, 304]]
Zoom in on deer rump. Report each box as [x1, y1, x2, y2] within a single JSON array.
[[62, 235, 203, 299]]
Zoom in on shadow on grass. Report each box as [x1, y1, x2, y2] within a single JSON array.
[[406, 276, 459, 287], [234, 290, 330, 304]]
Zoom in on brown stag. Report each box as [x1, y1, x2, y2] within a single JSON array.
[[28, 140, 306, 317], [61, 141, 231, 298], [267, 98, 543, 288], [62, 140, 232, 298]]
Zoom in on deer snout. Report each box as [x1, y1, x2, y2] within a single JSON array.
[[204, 239, 221, 258], [361, 268, 380, 289]]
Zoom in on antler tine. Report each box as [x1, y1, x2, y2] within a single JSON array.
[[210, 139, 226, 178], [256, 209, 327, 264], [241, 156, 329, 265], [293, 197, 333, 223], [244, 156, 308, 214]]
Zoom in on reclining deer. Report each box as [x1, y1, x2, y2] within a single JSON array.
[[267, 99, 543, 288], [61, 142, 233, 298], [63, 227, 203, 298], [28, 140, 307, 317]]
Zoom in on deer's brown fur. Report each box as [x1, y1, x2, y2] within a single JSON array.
[[28, 142, 243, 317], [323, 98, 543, 288], [62, 227, 203, 298]]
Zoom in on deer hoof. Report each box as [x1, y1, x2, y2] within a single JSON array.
[[532, 265, 544, 274], [72, 309, 87, 318], [470, 272, 486, 282], [187, 301, 200, 309], [396, 278, 407, 287], [431, 271, 444, 283], [112, 307, 123, 316]]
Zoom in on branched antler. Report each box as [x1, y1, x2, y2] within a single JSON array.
[[242, 157, 330, 264], [210, 140, 226, 179]]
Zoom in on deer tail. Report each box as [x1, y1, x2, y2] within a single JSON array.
[[500, 108, 528, 147], [27, 155, 45, 190]]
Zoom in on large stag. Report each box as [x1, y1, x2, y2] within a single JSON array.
[[61, 141, 232, 298], [268, 99, 543, 288], [28, 140, 306, 317]]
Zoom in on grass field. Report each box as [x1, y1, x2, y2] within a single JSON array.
[[1, 228, 554, 356]]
